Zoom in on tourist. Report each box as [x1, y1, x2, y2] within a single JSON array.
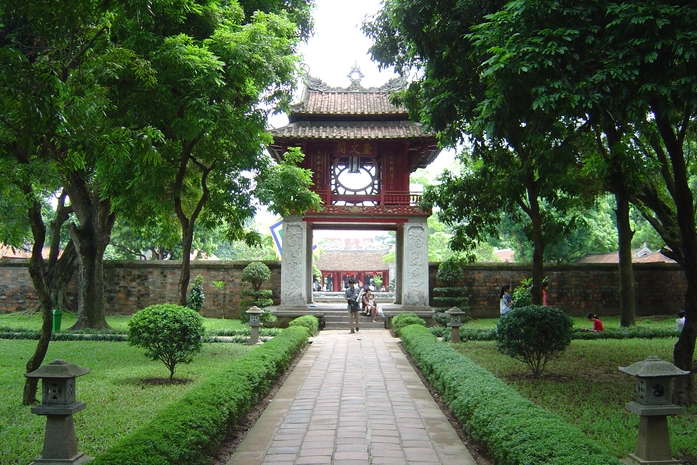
[[345, 278, 361, 333], [500, 284, 513, 316], [677, 310, 686, 332], [542, 281, 549, 306], [586, 313, 604, 332], [363, 289, 380, 322]]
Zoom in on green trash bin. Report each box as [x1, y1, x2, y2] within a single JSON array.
[[52, 309, 63, 333]]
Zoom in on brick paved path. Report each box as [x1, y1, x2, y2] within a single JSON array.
[[227, 330, 477, 465]]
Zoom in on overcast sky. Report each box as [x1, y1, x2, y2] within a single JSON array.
[[299, 0, 397, 88]]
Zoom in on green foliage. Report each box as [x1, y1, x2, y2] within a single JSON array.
[[288, 315, 319, 336], [92, 324, 309, 465], [187, 275, 205, 311], [241, 262, 272, 292], [496, 305, 574, 378], [127, 304, 205, 380], [391, 313, 426, 337], [398, 325, 622, 465], [239, 262, 276, 325], [511, 277, 533, 308], [433, 257, 471, 326]]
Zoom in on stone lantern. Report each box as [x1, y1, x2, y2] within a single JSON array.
[[446, 307, 465, 343], [247, 306, 263, 345], [24, 359, 92, 465], [619, 355, 689, 465]]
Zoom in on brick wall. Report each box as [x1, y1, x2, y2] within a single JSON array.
[[0, 259, 281, 319], [1, 259, 686, 319], [429, 262, 686, 318]]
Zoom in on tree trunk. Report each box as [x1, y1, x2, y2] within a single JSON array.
[[614, 189, 636, 327], [674, 271, 697, 405], [68, 220, 112, 330], [22, 196, 53, 405], [179, 223, 193, 306], [526, 177, 544, 305], [64, 174, 114, 330]]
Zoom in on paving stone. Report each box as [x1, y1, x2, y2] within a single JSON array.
[[226, 330, 476, 465]]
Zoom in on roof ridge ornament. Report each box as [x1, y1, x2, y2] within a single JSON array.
[[347, 62, 365, 91], [299, 63, 408, 93]]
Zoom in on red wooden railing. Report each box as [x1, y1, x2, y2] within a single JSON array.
[[314, 190, 422, 206]]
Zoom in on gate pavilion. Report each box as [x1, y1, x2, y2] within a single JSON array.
[[267, 67, 441, 311]]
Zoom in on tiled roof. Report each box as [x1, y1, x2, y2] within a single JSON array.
[[316, 250, 390, 271], [291, 91, 405, 116], [271, 121, 431, 140]]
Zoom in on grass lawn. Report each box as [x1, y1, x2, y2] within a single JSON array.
[[0, 312, 248, 332], [0, 339, 252, 465], [453, 336, 697, 461]]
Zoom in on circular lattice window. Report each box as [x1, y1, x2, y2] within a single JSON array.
[[331, 157, 379, 202]]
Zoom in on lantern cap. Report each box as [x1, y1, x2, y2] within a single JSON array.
[[447, 307, 465, 315], [619, 355, 689, 378], [247, 306, 263, 314], [25, 359, 91, 379]]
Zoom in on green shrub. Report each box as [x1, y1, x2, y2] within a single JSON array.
[[432, 257, 471, 326], [288, 315, 319, 336], [398, 325, 622, 465], [127, 304, 205, 380], [496, 305, 573, 378], [239, 262, 276, 325], [512, 277, 533, 307], [391, 312, 425, 337], [187, 275, 205, 311], [93, 324, 309, 465]]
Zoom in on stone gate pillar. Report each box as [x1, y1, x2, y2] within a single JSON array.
[[280, 215, 312, 307], [399, 218, 430, 308]]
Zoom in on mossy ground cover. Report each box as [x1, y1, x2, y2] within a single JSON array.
[[453, 336, 697, 461], [0, 339, 251, 465]]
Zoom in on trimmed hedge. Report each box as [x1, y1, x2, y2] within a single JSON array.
[[399, 324, 623, 465], [288, 314, 319, 336], [391, 312, 426, 337], [91, 317, 315, 465], [426, 326, 679, 342]]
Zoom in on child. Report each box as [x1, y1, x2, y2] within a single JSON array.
[[586, 313, 604, 332], [677, 310, 685, 332], [542, 282, 549, 306], [499, 284, 513, 316]]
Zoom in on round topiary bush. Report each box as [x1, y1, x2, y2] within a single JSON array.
[[127, 304, 205, 380], [496, 305, 573, 378], [392, 312, 426, 337]]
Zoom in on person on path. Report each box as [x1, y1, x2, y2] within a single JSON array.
[[586, 313, 604, 332], [345, 278, 361, 333], [500, 284, 513, 316]]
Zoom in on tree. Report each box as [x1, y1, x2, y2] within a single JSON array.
[[468, 0, 697, 403], [109, 5, 320, 306], [496, 305, 573, 378], [239, 262, 276, 325], [127, 304, 205, 381], [366, 0, 590, 305], [0, 0, 163, 403]]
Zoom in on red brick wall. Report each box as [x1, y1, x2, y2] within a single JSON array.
[[429, 262, 687, 318], [1, 259, 686, 318], [0, 259, 281, 319]]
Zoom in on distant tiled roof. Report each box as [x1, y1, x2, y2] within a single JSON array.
[[271, 120, 431, 140], [316, 250, 390, 271], [576, 247, 675, 264]]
